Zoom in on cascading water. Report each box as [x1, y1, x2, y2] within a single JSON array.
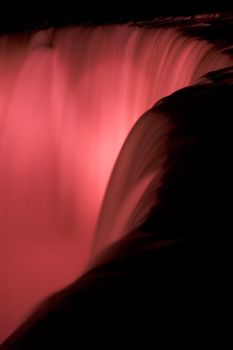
[[0, 24, 232, 342]]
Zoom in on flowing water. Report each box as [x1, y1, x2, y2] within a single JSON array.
[[0, 24, 232, 341]]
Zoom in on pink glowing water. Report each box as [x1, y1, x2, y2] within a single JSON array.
[[0, 25, 232, 341]]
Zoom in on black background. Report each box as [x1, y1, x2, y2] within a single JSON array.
[[0, 0, 233, 33]]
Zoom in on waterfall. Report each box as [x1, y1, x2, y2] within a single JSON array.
[[0, 24, 232, 341]]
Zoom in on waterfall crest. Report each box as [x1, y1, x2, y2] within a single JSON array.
[[0, 25, 232, 341]]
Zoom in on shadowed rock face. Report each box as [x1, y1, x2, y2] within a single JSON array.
[[1, 67, 232, 349]]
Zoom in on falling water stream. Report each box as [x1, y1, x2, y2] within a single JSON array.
[[0, 24, 232, 341]]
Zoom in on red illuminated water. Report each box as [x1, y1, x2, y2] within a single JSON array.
[[0, 25, 232, 341]]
